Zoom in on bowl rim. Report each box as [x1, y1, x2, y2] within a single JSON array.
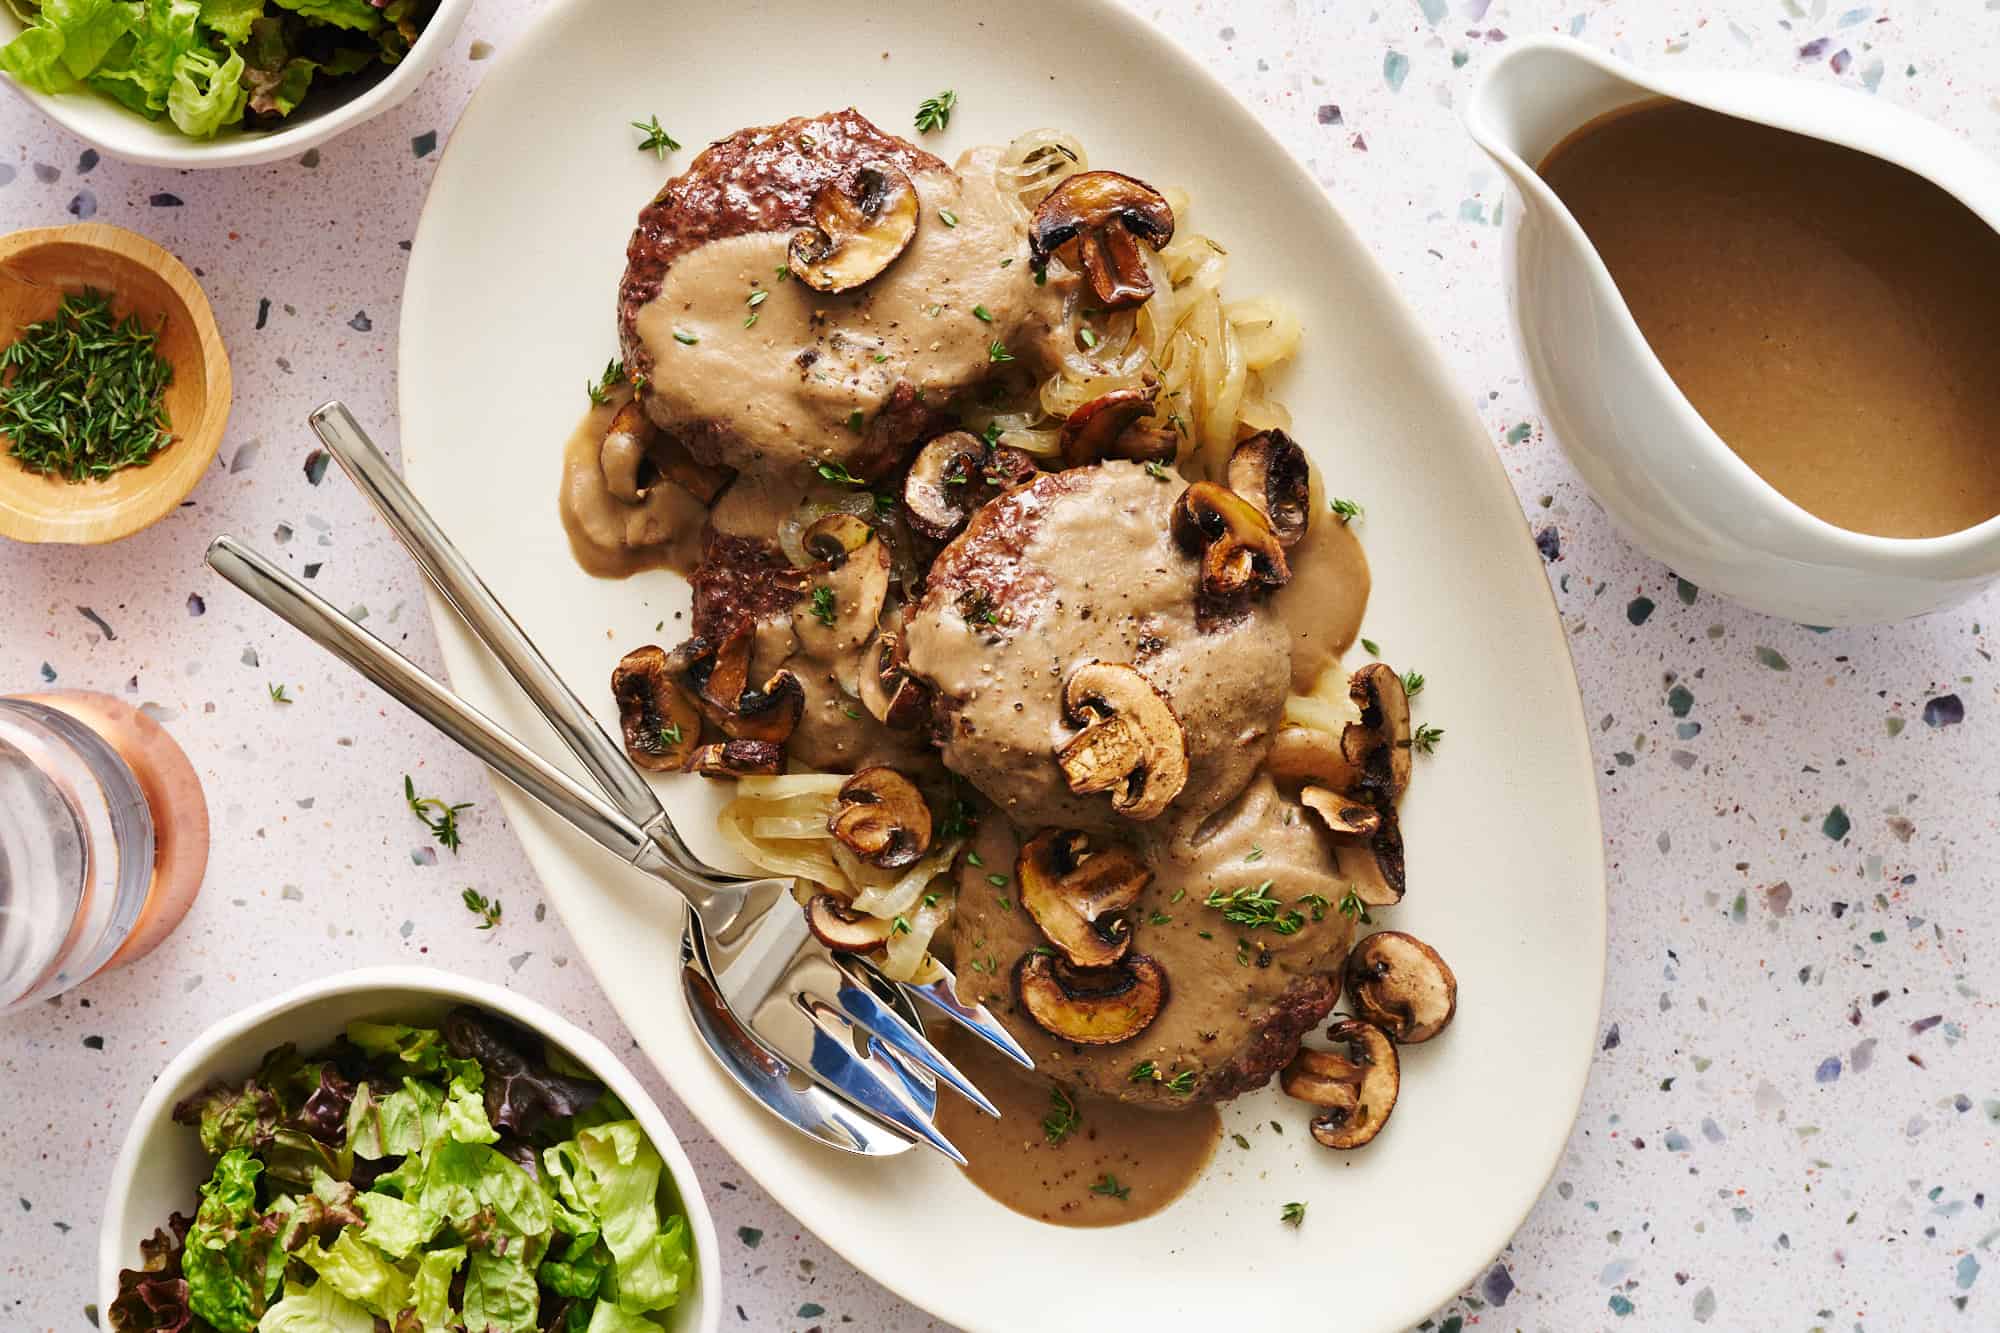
[[0, 0, 474, 169], [0, 221, 233, 544], [95, 964, 724, 1332]]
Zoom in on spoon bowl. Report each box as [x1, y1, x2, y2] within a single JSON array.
[[0, 223, 231, 546]]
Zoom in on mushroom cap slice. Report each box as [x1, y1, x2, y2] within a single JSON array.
[[1017, 828, 1153, 968], [858, 628, 931, 731], [600, 400, 656, 503], [610, 645, 701, 772], [1301, 786, 1381, 838], [1280, 1018, 1399, 1149], [1171, 481, 1291, 598], [1331, 793, 1405, 907], [903, 432, 990, 542], [1348, 663, 1413, 796], [1029, 171, 1176, 311], [1346, 931, 1458, 1043], [1014, 950, 1168, 1046], [788, 161, 922, 294], [686, 739, 784, 779], [1226, 430, 1312, 549], [1054, 661, 1190, 822], [804, 894, 896, 952], [796, 514, 891, 656], [1265, 725, 1366, 793], [1058, 385, 1173, 468], [828, 767, 934, 870], [667, 632, 806, 744]]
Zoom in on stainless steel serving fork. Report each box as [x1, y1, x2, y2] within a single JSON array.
[[204, 401, 1031, 1161]]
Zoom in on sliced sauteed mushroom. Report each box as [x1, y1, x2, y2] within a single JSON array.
[[795, 513, 892, 655], [1028, 171, 1176, 311], [1345, 931, 1458, 1043], [1017, 829, 1152, 968], [610, 645, 700, 772], [1264, 724, 1365, 793], [827, 767, 933, 869], [686, 739, 784, 778], [1054, 661, 1189, 821], [666, 633, 806, 744], [1331, 795, 1405, 907], [858, 628, 931, 730], [655, 438, 737, 506], [902, 432, 1038, 542], [600, 401, 654, 503], [1226, 430, 1311, 548], [1171, 481, 1290, 598], [1345, 663, 1413, 797], [804, 893, 897, 952], [1014, 950, 1167, 1045], [1057, 384, 1176, 468], [788, 161, 921, 294], [1280, 1018, 1399, 1149], [1300, 786, 1380, 838]]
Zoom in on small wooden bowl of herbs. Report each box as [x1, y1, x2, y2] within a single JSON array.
[[0, 223, 231, 544]]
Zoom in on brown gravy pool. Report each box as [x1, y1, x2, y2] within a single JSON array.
[[933, 1028, 1221, 1227], [1538, 100, 2000, 539]]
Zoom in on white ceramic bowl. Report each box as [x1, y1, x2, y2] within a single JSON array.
[[98, 965, 721, 1332], [1468, 37, 2000, 626], [0, 0, 471, 169]]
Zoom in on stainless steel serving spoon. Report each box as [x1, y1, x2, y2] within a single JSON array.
[[204, 401, 1032, 1161]]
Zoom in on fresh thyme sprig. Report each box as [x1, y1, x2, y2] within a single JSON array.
[[809, 585, 837, 626], [0, 290, 174, 482], [1204, 881, 1305, 935], [1088, 1173, 1130, 1201], [1412, 722, 1445, 755], [267, 683, 292, 704], [1329, 496, 1364, 524], [1281, 1201, 1307, 1227], [404, 775, 473, 854], [631, 115, 680, 159], [1042, 1086, 1080, 1144], [585, 358, 625, 405], [914, 90, 957, 133], [461, 887, 502, 929]]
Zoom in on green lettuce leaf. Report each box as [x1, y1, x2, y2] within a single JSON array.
[[182, 1150, 287, 1333], [536, 1229, 608, 1300], [172, 1077, 279, 1156], [255, 1279, 376, 1333], [544, 1122, 692, 1314], [293, 1231, 410, 1321], [109, 0, 200, 111], [419, 1138, 553, 1247], [442, 1056, 500, 1147], [345, 1021, 444, 1073], [238, 14, 312, 116], [0, 25, 75, 91], [354, 1188, 436, 1260], [586, 1304, 670, 1333], [46, 0, 138, 77], [195, 0, 258, 42], [411, 1245, 465, 1332], [164, 41, 242, 135], [345, 1077, 440, 1160], [268, 0, 376, 29], [461, 1251, 539, 1333]]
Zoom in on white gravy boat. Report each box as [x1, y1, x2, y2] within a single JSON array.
[[1467, 37, 2000, 625]]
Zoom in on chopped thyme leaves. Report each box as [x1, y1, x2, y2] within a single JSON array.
[[1043, 1085, 1081, 1144], [972, 303, 993, 322], [585, 358, 625, 405], [914, 89, 958, 133], [891, 915, 912, 936], [1412, 722, 1445, 754], [775, 264, 792, 282], [404, 775, 473, 854], [1170, 887, 1186, 905], [1128, 1061, 1159, 1082], [1361, 637, 1381, 656], [814, 460, 867, 487], [986, 872, 1009, 887], [461, 887, 502, 929], [966, 850, 984, 867], [1329, 496, 1364, 524], [845, 409, 865, 434], [1299, 893, 1330, 922], [747, 289, 769, 308], [1147, 911, 1172, 925], [939, 208, 960, 228], [631, 114, 680, 159], [1204, 880, 1301, 933], [267, 683, 292, 704], [1079, 327, 1098, 349], [1246, 845, 1264, 861], [1163, 1069, 1195, 1095], [1401, 670, 1426, 697], [1337, 888, 1373, 924], [987, 340, 1014, 364], [1088, 1174, 1131, 1201], [842, 705, 862, 720], [1281, 1201, 1307, 1227], [672, 329, 698, 346], [1144, 460, 1172, 481], [810, 586, 837, 626]]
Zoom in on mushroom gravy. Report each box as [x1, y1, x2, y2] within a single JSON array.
[[632, 148, 1071, 482], [1538, 99, 2000, 539], [932, 1026, 1221, 1227], [559, 398, 708, 578]]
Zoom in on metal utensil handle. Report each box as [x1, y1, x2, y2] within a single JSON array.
[[308, 401, 667, 830], [205, 535, 657, 870]]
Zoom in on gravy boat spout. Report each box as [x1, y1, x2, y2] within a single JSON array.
[[1467, 36, 2000, 625]]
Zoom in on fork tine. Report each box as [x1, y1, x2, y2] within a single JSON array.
[[824, 956, 999, 1117], [889, 959, 1037, 1070], [795, 994, 968, 1164]]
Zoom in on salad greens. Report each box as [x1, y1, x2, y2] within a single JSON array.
[[0, 0, 436, 139], [110, 1007, 695, 1333]]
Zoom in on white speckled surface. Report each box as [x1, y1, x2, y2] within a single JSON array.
[[3, 1, 1997, 1329]]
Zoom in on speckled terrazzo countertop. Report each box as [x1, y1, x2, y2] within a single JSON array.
[[3, 1, 1996, 1328]]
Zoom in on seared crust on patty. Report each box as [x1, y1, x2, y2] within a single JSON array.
[[616, 110, 945, 377]]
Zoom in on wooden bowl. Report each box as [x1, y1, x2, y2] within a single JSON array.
[[0, 224, 231, 544]]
